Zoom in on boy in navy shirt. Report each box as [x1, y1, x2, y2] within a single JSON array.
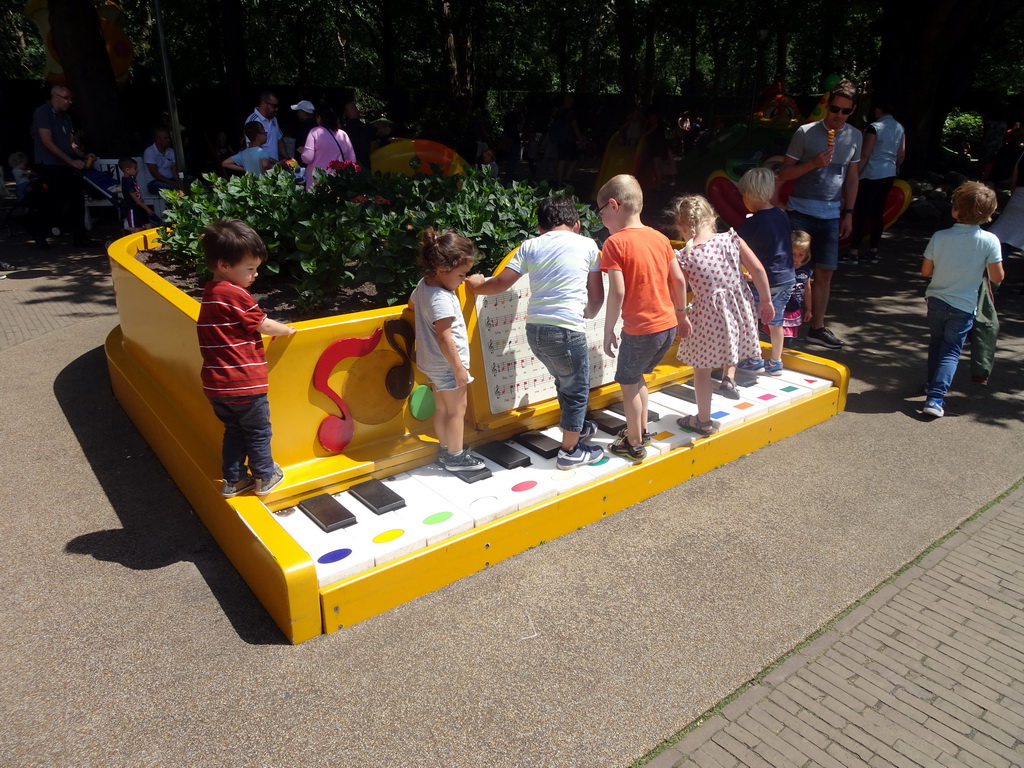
[[118, 157, 161, 231]]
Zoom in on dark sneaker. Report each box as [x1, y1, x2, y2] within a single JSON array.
[[255, 464, 285, 496], [806, 326, 844, 349], [764, 358, 784, 376], [737, 356, 765, 373], [867, 250, 880, 264], [579, 419, 598, 441], [842, 250, 860, 263], [609, 434, 646, 462], [616, 427, 652, 446], [0, 261, 15, 271], [556, 442, 604, 470], [440, 448, 485, 473], [922, 399, 944, 418], [222, 475, 255, 498]]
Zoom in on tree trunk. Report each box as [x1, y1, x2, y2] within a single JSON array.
[[48, 0, 134, 157], [613, 0, 640, 101], [220, 0, 250, 120]]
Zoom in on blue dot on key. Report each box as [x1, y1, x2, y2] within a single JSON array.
[[319, 548, 353, 564]]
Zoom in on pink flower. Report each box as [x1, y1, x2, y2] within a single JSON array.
[[351, 194, 368, 203], [373, 195, 391, 205], [328, 160, 363, 173]]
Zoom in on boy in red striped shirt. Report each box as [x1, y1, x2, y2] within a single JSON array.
[[197, 219, 295, 497]]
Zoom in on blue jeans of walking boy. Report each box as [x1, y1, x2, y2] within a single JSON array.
[[926, 297, 974, 404]]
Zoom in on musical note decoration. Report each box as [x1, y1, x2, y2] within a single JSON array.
[[313, 328, 384, 453]]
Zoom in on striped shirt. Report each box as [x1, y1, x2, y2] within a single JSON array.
[[197, 281, 268, 397]]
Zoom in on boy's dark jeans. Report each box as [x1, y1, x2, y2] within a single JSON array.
[[209, 393, 275, 483]]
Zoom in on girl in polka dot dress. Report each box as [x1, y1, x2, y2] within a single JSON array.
[[671, 195, 775, 436]]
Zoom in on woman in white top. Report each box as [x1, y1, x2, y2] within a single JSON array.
[[849, 101, 906, 263], [299, 106, 356, 190]]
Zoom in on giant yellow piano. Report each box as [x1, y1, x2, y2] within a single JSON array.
[[105, 230, 848, 644]]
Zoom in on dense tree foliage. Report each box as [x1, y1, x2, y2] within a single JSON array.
[[5, 0, 1024, 169]]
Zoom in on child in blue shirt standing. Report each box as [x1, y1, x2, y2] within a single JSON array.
[[921, 182, 1004, 418]]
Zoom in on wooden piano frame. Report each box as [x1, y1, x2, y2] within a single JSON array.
[[105, 230, 848, 644]]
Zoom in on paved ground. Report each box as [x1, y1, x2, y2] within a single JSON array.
[[1, 206, 1023, 768]]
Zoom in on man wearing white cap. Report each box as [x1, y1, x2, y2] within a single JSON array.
[[291, 99, 315, 162], [243, 91, 286, 161]]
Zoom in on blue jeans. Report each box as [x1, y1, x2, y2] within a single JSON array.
[[787, 210, 840, 270], [209, 393, 275, 482], [527, 323, 590, 433], [926, 297, 974, 403]]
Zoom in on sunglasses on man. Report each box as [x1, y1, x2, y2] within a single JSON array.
[[829, 105, 854, 115]]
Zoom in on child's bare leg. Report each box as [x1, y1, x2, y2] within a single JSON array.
[[434, 386, 468, 453], [693, 368, 714, 422], [769, 325, 785, 361], [620, 381, 645, 447], [560, 429, 580, 452]]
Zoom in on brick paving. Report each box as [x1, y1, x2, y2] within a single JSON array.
[[647, 487, 1024, 768], [0, 237, 118, 350]]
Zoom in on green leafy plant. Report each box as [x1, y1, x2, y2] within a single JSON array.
[[159, 165, 603, 312], [942, 109, 984, 153]]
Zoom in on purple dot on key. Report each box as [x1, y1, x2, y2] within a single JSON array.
[[318, 548, 353, 564]]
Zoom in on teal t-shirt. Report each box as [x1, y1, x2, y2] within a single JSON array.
[[924, 223, 1001, 314]]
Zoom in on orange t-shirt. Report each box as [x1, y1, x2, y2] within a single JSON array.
[[599, 226, 677, 335]]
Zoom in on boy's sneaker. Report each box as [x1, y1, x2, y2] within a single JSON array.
[[609, 434, 646, 463], [440, 448, 485, 473], [616, 426, 652, 445], [764, 358, 784, 376], [922, 399, 945, 418], [806, 326, 845, 349], [255, 464, 285, 496], [556, 442, 604, 470], [222, 475, 255, 498], [580, 419, 598, 441], [737, 356, 765, 373]]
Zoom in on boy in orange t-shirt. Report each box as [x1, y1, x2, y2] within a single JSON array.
[[598, 174, 690, 462]]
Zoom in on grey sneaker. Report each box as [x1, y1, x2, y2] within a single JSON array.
[[255, 464, 285, 496], [580, 419, 598, 441], [556, 442, 604, 470], [440, 449, 485, 473], [222, 475, 255, 498]]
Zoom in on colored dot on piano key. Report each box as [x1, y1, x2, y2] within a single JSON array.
[[373, 529, 405, 544], [318, 548, 353, 564], [423, 511, 453, 525], [511, 480, 538, 492]]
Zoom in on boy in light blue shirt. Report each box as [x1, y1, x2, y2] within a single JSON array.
[[223, 122, 274, 175], [920, 182, 1004, 418]]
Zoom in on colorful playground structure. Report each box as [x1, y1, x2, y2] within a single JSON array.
[[705, 170, 913, 246], [105, 230, 849, 644]]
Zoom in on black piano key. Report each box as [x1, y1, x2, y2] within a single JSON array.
[[606, 402, 661, 422], [661, 384, 697, 403], [349, 478, 406, 515], [477, 441, 532, 469], [513, 430, 561, 460], [587, 409, 625, 434], [299, 494, 357, 532], [452, 466, 493, 484]]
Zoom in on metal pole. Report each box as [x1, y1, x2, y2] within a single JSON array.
[[153, 0, 187, 181]]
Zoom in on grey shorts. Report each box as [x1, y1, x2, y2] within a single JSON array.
[[615, 328, 675, 385]]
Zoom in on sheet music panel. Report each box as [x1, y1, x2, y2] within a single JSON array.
[[475, 275, 621, 414]]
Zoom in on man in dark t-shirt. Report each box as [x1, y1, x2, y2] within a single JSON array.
[[31, 85, 95, 248]]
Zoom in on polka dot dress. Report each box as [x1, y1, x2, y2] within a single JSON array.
[[675, 229, 761, 369]]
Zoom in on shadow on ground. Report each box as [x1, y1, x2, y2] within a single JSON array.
[[55, 345, 285, 645]]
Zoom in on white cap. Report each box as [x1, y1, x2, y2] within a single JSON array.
[[291, 100, 315, 113]]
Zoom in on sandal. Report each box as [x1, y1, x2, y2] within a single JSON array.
[[677, 414, 718, 437], [718, 376, 740, 400]]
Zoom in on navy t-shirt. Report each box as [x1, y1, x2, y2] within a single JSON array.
[[737, 207, 795, 287]]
